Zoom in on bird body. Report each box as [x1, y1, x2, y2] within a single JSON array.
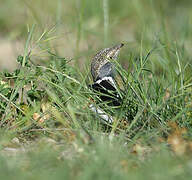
[[89, 43, 138, 124], [89, 43, 124, 123], [90, 43, 124, 106]]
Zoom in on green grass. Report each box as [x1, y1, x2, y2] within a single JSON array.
[[0, 0, 192, 179], [0, 133, 192, 180]]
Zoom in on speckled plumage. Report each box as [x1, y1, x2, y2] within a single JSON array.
[[91, 43, 124, 82], [89, 43, 138, 124]]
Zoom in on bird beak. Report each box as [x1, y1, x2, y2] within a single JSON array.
[[118, 43, 124, 48]]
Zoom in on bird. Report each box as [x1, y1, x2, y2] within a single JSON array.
[[90, 43, 124, 105], [89, 43, 124, 123]]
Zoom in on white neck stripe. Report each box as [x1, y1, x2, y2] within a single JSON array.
[[95, 76, 114, 84]]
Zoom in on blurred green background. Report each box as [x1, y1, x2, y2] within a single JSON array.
[[1, 0, 192, 72]]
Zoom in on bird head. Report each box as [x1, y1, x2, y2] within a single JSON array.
[[91, 43, 124, 82], [105, 43, 124, 60]]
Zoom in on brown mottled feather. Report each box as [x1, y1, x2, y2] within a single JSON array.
[[91, 43, 124, 81]]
